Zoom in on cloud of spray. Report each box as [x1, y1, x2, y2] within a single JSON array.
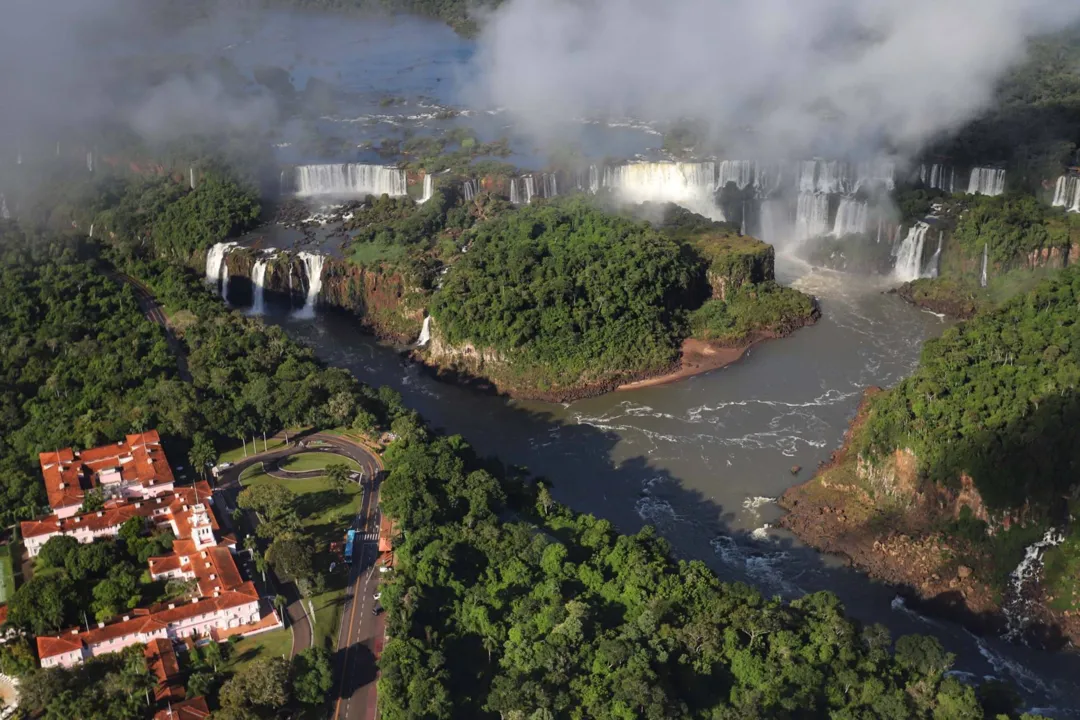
[[0, 0, 276, 153], [471, 0, 1080, 160]]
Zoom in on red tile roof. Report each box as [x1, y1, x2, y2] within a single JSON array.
[[154, 696, 210, 720], [38, 430, 175, 511], [144, 639, 185, 702], [36, 582, 260, 659]]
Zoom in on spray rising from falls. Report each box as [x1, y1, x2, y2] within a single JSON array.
[[1002, 529, 1065, 641], [894, 222, 930, 281], [294, 164, 407, 197], [1052, 176, 1080, 212], [603, 162, 722, 220], [968, 168, 1006, 196], [248, 258, 270, 316], [295, 253, 325, 319], [927, 232, 943, 278], [831, 197, 868, 237], [205, 242, 236, 296]]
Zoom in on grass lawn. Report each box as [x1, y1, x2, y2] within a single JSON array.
[[239, 467, 364, 546], [0, 545, 15, 604], [218, 427, 311, 464], [226, 627, 293, 672], [309, 583, 348, 651], [280, 452, 362, 473]]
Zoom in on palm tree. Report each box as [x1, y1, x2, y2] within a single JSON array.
[[273, 594, 288, 627]]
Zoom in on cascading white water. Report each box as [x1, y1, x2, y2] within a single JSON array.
[[295, 252, 325, 319], [541, 173, 557, 199], [462, 179, 478, 202], [588, 165, 600, 194], [855, 160, 896, 191], [893, 222, 930, 281], [1002, 528, 1065, 641], [981, 244, 989, 287], [205, 242, 237, 295], [740, 202, 747, 236], [222, 259, 231, 302], [967, 167, 1006, 196], [602, 162, 723, 220], [921, 164, 956, 193], [248, 259, 270, 315], [189, 167, 196, 190], [831, 197, 868, 237], [753, 162, 785, 197], [415, 315, 432, 347], [794, 193, 830, 241], [509, 178, 522, 205], [1052, 176, 1080, 212], [524, 175, 536, 204], [418, 174, 434, 204], [89, 223, 94, 238], [0, 194, 9, 220], [86, 152, 93, 173], [717, 160, 754, 190], [294, 164, 407, 197]]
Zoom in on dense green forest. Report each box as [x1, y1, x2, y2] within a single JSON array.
[[376, 426, 1043, 719], [430, 199, 698, 390]]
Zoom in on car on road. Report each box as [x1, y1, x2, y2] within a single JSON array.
[[373, 605, 382, 616]]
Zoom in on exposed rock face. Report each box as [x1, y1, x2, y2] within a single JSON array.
[[219, 249, 424, 342]]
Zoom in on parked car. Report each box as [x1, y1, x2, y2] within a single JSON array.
[[378, 565, 391, 573]]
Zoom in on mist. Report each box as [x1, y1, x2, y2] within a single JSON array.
[[471, 0, 1080, 161]]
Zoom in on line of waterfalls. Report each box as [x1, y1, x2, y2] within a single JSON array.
[[206, 243, 328, 319], [1052, 175, 1080, 212], [290, 163, 408, 197]]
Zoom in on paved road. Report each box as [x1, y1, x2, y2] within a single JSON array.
[[215, 433, 382, 675], [333, 456, 385, 720]]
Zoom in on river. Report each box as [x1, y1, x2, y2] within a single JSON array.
[[260, 256, 1080, 715], [169, 8, 1080, 714]]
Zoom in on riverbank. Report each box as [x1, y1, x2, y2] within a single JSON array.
[[615, 336, 763, 392], [891, 278, 989, 319], [779, 389, 1080, 649]]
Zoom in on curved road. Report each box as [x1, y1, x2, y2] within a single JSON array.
[[216, 433, 385, 720]]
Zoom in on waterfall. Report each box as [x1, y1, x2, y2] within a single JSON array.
[[509, 178, 521, 204], [295, 252, 325, 319], [920, 164, 956, 193], [523, 175, 536, 204], [416, 315, 432, 347], [462, 179, 478, 202], [758, 199, 791, 245], [293, 164, 407, 197], [89, 223, 94, 238], [1002, 528, 1065, 641], [798, 160, 852, 194], [205, 242, 237, 295], [753, 162, 785, 197], [541, 173, 557, 199], [876, 219, 883, 244], [0, 194, 8, 220], [190, 167, 196, 190], [222, 259, 231, 302], [602, 162, 723, 220], [740, 202, 747, 236], [855, 160, 896, 191], [795, 193, 830, 241], [1052, 176, 1080, 212], [248, 259, 269, 315], [893, 222, 930, 281], [717, 160, 754, 190], [418, 174, 434, 204], [86, 152, 93, 173], [927, 232, 943, 278], [831, 197, 868, 237], [588, 165, 600, 194], [981, 244, 989, 287], [967, 167, 1006, 196]]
